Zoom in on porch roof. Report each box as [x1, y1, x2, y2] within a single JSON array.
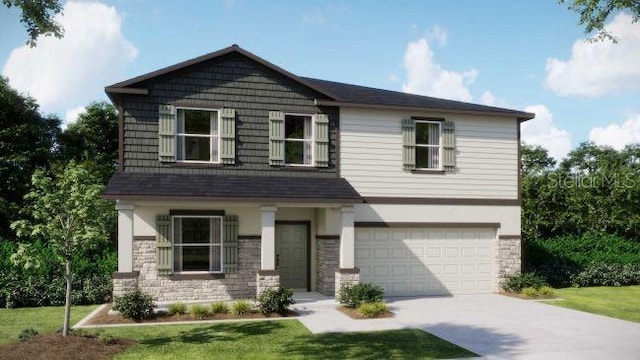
[[104, 173, 363, 203]]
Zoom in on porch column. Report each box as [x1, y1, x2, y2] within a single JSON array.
[[115, 201, 134, 272], [257, 206, 279, 295], [336, 206, 359, 296], [260, 206, 277, 270], [339, 206, 355, 268]]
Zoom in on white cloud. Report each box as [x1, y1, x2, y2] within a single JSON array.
[[2, 1, 137, 115], [402, 37, 477, 101], [428, 25, 447, 46], [521, 104, 572, 161], [589, 114, 640, 150], [545, 13, 640, 96], [64, 105, 86, 129], [480, 91, 496, 106]]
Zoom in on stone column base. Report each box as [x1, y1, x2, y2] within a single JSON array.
[[256, 270, 280, 297], [496, 235, 522, 290], [334, 268, 360, 299], [112, 271, 139, 299]]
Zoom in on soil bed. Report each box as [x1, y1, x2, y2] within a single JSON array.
[[337, 306, 394, 319], [85, 304, 297, 325]]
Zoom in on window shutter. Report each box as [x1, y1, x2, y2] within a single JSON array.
[[402, 118, 416, 170], [269, 111, 285, 166], [443, 121, 456, 172], [220, 108, 236, 164], [158, 105, 176, 162], [156, 215, 172, 275], [314, 114, 329, 167], [223, 215, 238, 274]]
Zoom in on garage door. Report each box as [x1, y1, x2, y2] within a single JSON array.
[[355, 227, 495, 296]]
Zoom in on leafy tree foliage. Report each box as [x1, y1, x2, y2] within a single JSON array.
[[3, 0, 63, 47], [522, 142, 640, 240], [58, 102, 119, 184], [0, 76, 60, 240], [11, 162, 115, 336], [560, 0, 640, 42]]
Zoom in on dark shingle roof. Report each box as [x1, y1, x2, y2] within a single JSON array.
[[302, 77, 533, 119], [104, 173, 362, 203]]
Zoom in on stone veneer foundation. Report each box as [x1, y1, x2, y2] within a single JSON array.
[[496, 235, 522, 289], [256, 270, 280, 296], [334, 268, 360, 298], [113, 237, 261, 302]]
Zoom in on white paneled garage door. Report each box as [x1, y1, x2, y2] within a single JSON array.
[[355, 227, 495, 296]]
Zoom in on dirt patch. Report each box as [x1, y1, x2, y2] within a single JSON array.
[[84, 304, 297, 325], [337, 306, 394, 319], [1, 333, 135, 360]]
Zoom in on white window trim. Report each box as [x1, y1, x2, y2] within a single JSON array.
[[175, 107, 221, 164], [171, 215, 224, 274], [415, 120, 443, 171], [283, 113, 315, 167]]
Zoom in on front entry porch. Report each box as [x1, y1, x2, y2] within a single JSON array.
[[256, 205, 360, 297]]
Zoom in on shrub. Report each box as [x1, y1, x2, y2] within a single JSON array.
[[524, 233, 640, 287], [521, 287, 538, 298], [210, 301, 230, 314], [356, 301, 389, 318], [18, 328, 38, 342], [502, 272, 547, 293], [167, 302, 187, 315], [112, 288, 155, 321], [338, 283, 384, 308], [231, 299, 253, 315], [570, 262, 640, 287], [538, 286, 556, 298], [189, 304, 210, 320], [256, 287, 295, 314]]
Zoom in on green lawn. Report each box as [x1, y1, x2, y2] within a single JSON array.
[[0, 305, 98, 345], [102, 319, 476, 360], [550, 286, 640, 323]]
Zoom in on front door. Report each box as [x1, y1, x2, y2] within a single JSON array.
[[275, 223, 308, 290]]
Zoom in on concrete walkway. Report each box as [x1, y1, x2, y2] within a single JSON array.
[[292, 293, 640, 359]]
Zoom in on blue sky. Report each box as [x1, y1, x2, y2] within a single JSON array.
[[1, 1, 639, 160]]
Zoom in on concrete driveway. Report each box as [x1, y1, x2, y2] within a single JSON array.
[[293, 293, 640, 359]]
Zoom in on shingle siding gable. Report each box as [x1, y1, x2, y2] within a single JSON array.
[[120, 53, 337, 178]]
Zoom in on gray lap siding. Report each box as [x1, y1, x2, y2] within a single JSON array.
[[120, 53, 338, 177]]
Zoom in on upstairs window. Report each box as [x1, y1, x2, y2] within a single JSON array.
[[176, 108, 219, 163], [173, 216, 223, 273], [415, 121, 442, 170], [284, 114, 313, 165]]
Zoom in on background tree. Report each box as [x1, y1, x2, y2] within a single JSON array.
[[561, 0, 640, 42], [2, 0, 64, 47], [11, 162, 115, 336], [0, 76, 60, 241], [58, 102, 119, 184], [521, 143, 556, 177]]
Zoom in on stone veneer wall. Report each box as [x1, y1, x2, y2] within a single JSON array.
[[334, 269, 360, 298], [256, 271, 280, 296], [316, 237, 339, 296], [112, 275, 138, 298], [496, 236, 521, 289], [127, 237, 261, 302]]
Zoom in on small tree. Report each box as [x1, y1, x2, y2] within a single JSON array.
[[11, 161, 114, 336]]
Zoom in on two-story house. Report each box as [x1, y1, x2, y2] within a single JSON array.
[[105, 45, 534, 303]]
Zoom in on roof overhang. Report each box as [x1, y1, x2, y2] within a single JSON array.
[[315, 99, 536, 121]]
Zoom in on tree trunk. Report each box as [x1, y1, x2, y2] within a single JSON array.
[[62, 244, 72, 337]]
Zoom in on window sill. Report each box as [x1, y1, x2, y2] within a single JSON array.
[[411, 169, 446, 175], [172, 162, 225, 168], [168, 273, 225, 280], [279, 165, 319, 171]]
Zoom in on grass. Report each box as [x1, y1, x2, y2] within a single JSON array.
[[102, 319, 477, 359], [0, 305, 99, 345], [550, 286, 640, 323]]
